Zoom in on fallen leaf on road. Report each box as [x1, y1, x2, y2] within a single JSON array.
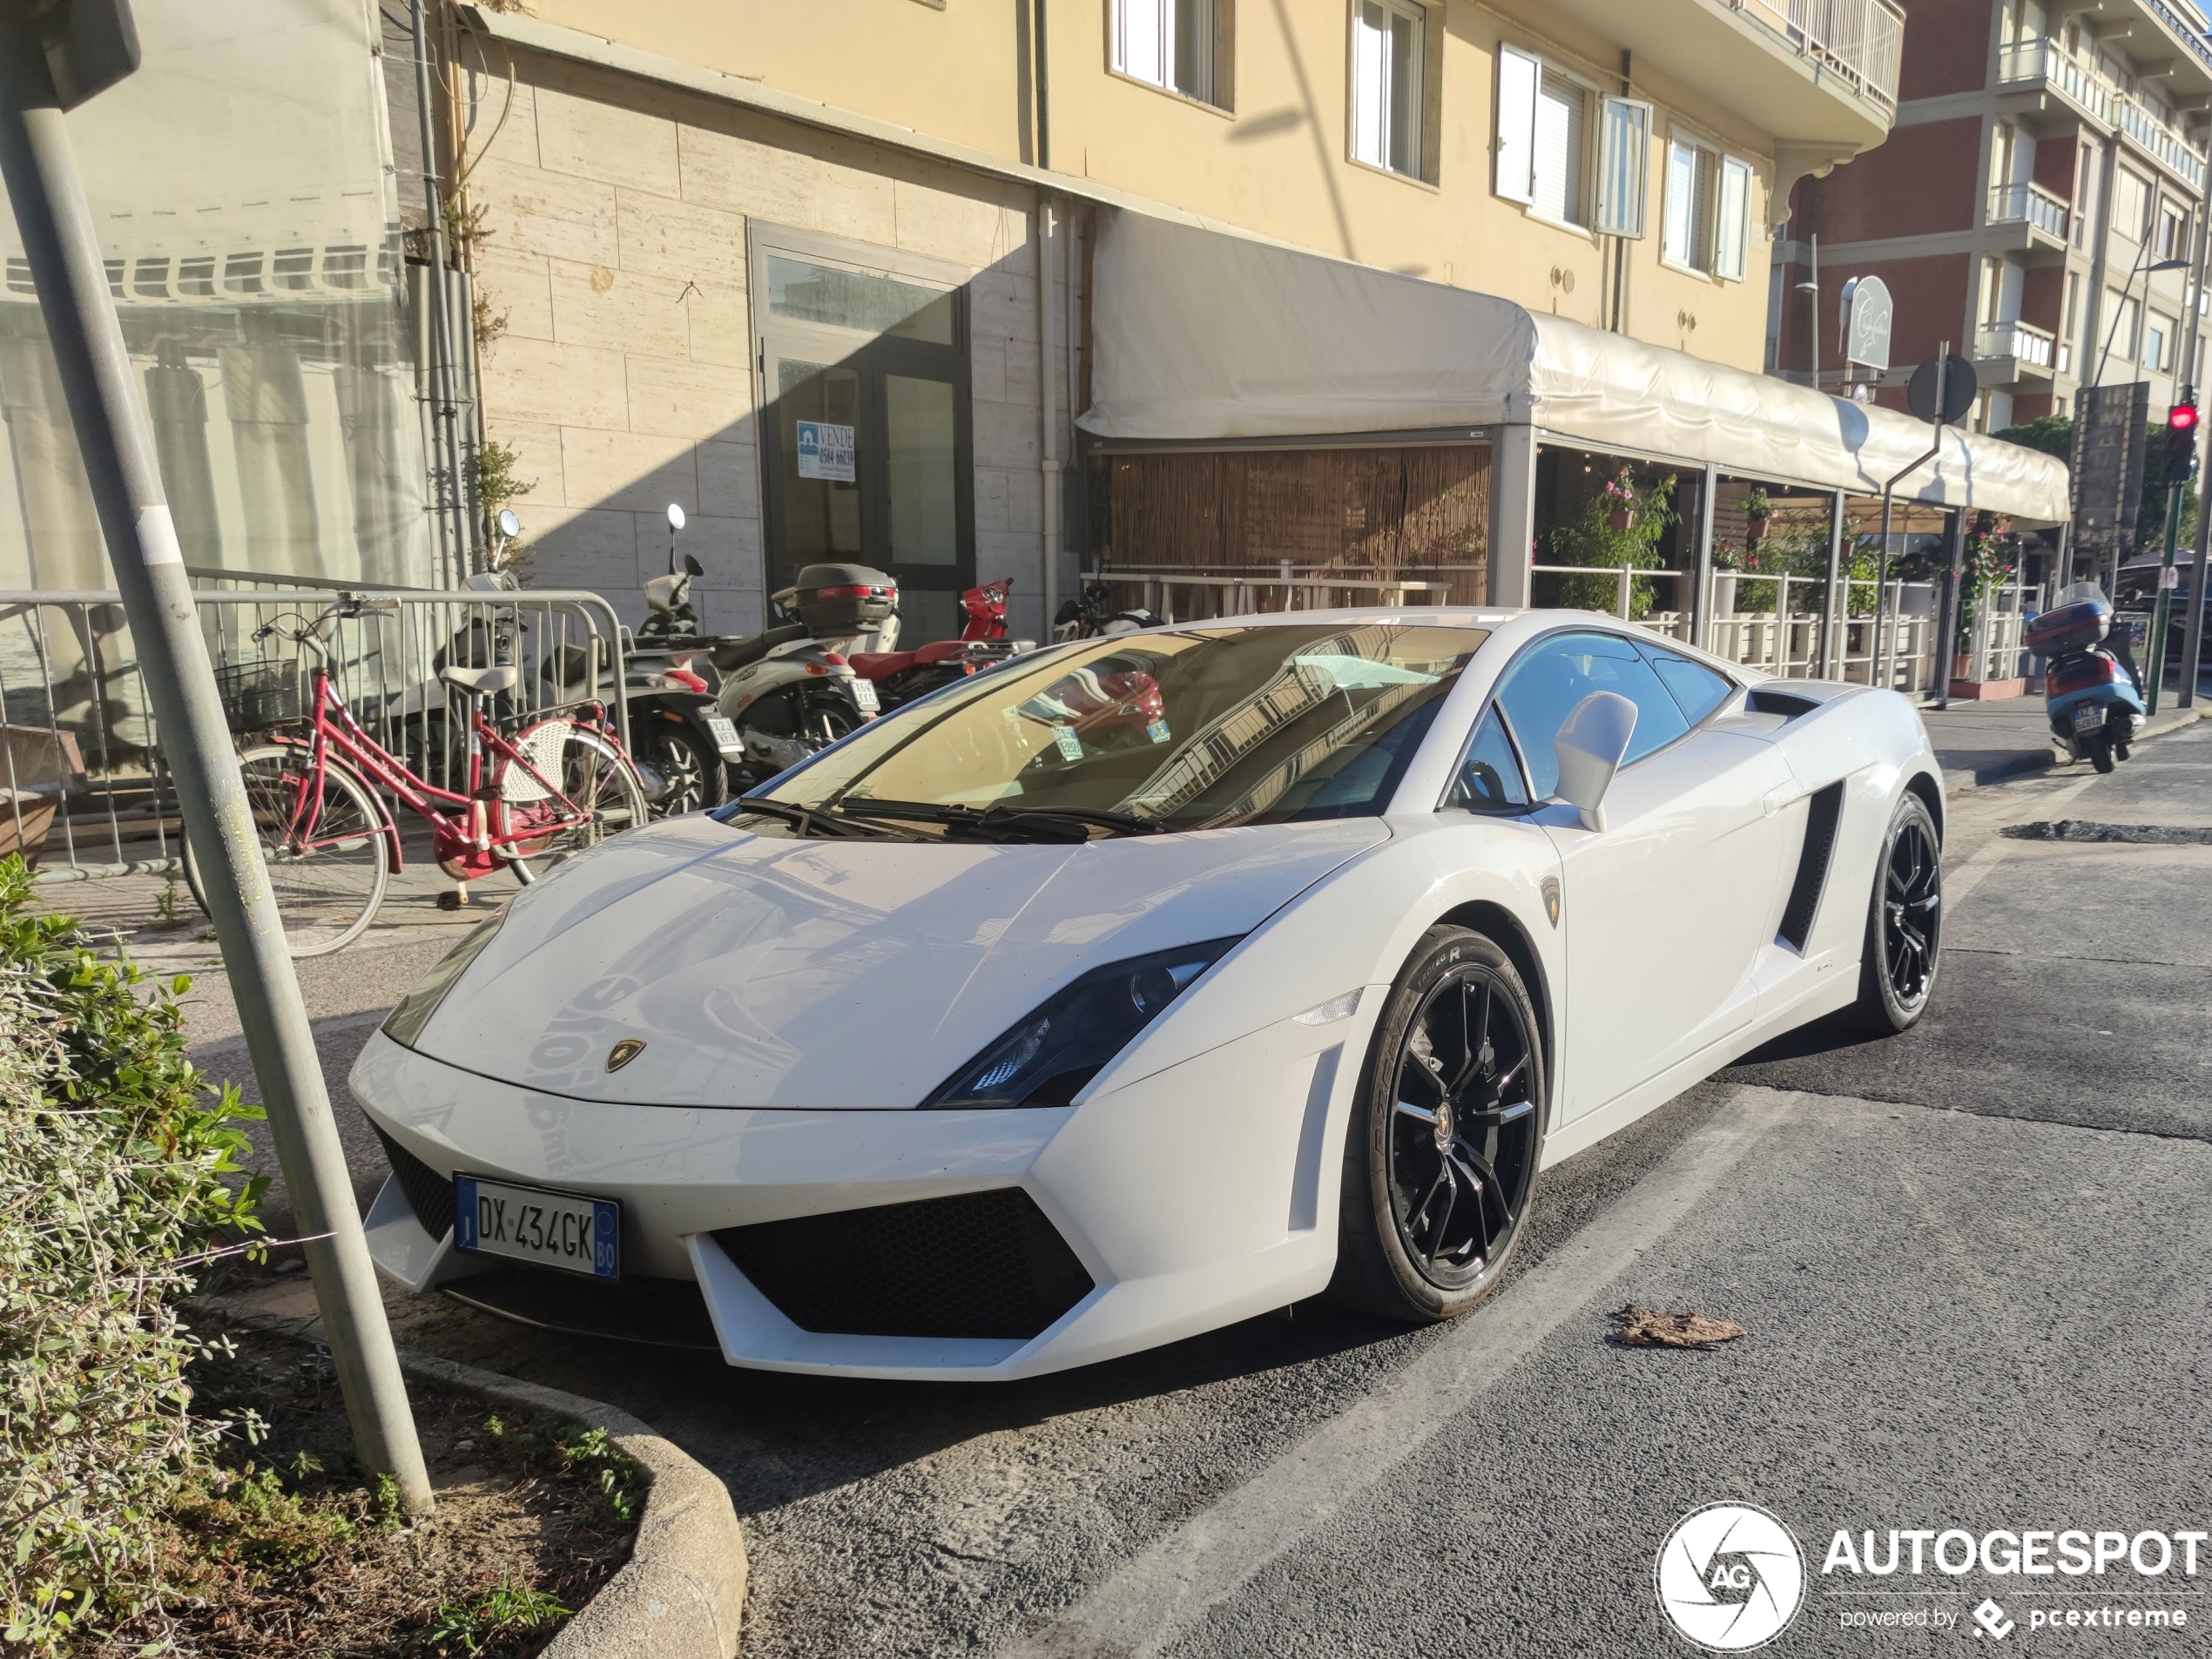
[[1609, 1305, 1747, 1351]]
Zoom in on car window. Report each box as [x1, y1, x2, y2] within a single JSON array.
[[1493, 631, 1692, 797], [1448, 709, 1531, 813], [1635, 640, 1735, 725]]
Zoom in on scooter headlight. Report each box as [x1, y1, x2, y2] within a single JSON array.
[[923, 938, 1240, 1109]]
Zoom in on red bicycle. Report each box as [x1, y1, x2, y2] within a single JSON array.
[[185, 597, 649, 954]]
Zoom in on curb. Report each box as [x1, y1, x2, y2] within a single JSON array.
[[1940, 705, 2208, 792], [200, 1297, 745, 1659]]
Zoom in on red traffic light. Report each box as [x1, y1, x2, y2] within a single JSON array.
[[2170, 401, 2201, 432]]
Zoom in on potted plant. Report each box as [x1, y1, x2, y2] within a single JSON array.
[[1605, 474, 1637, 532], [1743, 489, 1772, 543]]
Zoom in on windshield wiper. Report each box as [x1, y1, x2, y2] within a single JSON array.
[[826, 798, 1165, 841], [726, 798, 918, 840]]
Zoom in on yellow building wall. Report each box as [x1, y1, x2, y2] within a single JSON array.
[[520, 0, 1784, 375]]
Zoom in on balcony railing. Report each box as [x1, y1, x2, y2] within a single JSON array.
[[1731, 0, 1907, 111], [1998, 37, 2114, 121], [1996, 37, 2209, 189], [2119, 98, 2206, 189], [1988, 179, 2072, 239], [1975, 318, 2057, 371]]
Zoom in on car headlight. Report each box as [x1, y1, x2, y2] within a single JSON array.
[[380, 911, 507, 1049], [922, 937, 1240, 1109]]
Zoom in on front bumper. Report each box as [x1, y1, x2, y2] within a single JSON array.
[[348, 1014, 1368, 1379]]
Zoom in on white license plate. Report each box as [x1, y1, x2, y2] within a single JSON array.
[[453, 1175, 619, 1278], [706, 715, 744, 756], [850, 678, 880, 714], [2072, 704, 2105, 732]]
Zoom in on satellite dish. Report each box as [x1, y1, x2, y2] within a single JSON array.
[[666, 503, 687, 531], [1906, 354, 1977, 426], [496, 508, 521, 539]]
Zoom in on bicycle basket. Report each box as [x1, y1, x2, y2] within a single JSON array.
[[212, 659, 303, 734]]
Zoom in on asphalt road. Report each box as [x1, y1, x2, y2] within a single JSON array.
[[202, 717, 2212, 1656]]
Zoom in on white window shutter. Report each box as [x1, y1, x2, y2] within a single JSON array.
[[1116, 0, 1169, 88], [1353, 5, 1389, 168], [1495, 47, 1538, 204], [1595, 97, 1650, 238], [1716, 154, 1753, 280], [1662, 139, 1696, 263], [1533, 71, 1585, 224]]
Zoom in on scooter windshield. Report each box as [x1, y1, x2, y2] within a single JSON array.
[[734, 621, 1486, 836]]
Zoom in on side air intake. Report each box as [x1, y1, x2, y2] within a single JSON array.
[[1777, 782, 1844, 952]]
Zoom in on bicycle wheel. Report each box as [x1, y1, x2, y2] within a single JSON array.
[[497, 720, 649, 884], [183, 745, 389, 956]]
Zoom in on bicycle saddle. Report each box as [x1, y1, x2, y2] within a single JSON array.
[[441, 664, 520, 695]]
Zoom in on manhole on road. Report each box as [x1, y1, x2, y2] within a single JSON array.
[[2003, 819, 2212, 845]]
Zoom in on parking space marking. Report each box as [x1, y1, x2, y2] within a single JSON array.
[[1002, 1086, 1800, 1659]]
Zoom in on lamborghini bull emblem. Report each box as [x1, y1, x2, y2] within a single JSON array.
[[605, 1038, 647, 1072]]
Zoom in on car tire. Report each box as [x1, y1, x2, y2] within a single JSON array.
[[1856, 792, 1943, 1035], [1327, 926, 1547, 1325]]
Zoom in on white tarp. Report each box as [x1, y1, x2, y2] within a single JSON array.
[[1080, 210, 2071, 524]]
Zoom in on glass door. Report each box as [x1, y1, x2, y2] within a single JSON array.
[[757, 243, 974, 644]]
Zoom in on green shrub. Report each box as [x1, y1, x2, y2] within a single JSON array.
[[0, 853, 265, 1649]]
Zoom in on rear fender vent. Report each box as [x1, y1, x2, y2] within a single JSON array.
[[713, 1188, 1095, 1341], [1749, 688, 1820, 718], [372, 1123, 455, 1240], [1777, 781, 1845, 952]]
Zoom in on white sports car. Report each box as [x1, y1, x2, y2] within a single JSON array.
[[353, 610, 1945, 1379]]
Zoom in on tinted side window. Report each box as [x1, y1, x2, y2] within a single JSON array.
[[1635, 641, 1735, 725], [1494, 631, 1692, 797], [1449, 710, 1531, 813]]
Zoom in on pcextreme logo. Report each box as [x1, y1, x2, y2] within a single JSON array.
[[1656, 1503, 1808, 1651]]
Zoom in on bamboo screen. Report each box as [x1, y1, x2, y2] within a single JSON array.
[[1098, 446, 1490, 604]]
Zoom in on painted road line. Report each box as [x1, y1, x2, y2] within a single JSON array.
[[1002, 1085, 1801, 1659]]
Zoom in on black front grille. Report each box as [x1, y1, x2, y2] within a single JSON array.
[[713, 1189, 1094, 1341], [372, 1123, 455, 1239]]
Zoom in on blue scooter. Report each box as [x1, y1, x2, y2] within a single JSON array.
[[2031, 583, 2144, 774]]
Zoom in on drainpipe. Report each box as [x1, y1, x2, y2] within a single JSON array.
[[411, 0, 470, 579], [1039, 198, 1060, 635], [1034, 0, 1051, 172]]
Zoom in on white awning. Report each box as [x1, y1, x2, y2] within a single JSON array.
[[1078, 210, 2070, 524]]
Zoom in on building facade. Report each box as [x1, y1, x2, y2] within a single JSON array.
[[1771, 0, 2212, 438], [442, 0, 1913, 640]]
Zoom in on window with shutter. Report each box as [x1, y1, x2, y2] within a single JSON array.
[[1595, 97, 1650, 239], [1113, 0, 1218, 105], [1715, 155, 1752, 280], [1532, 71, 1587, 225], [1663, 139, 1698, 266], [1352, 0, 1424, 177], [1495, 48, 1539, 204]]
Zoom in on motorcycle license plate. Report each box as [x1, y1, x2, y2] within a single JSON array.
[[453, 1175, 619, 1279], [706, 715, 745, 756], [2072, 704, 2105, 732], [851, 678, 880, 714]]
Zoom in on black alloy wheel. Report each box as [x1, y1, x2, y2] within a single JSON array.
[[641, 718, 728, 818], [1330, 927, 1546, 1322], [1857, 792, 1943, 1034]]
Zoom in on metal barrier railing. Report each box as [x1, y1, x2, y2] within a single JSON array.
[[0, 583, 627, 882]]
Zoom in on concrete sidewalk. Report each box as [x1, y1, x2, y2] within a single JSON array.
[[1919, 695, 2208, 787]]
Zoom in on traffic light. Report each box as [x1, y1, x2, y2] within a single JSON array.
[[2166, 398, 2201, 484]]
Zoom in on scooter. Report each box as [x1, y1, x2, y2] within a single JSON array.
[[849, 578, 1036, 712], [1054, 565, 1165, 642], [2030, 583, 2145, 774], [711, 563, 891, 783]]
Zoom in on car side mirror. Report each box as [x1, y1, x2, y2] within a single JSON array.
[[1553, 691, 1637, 833]]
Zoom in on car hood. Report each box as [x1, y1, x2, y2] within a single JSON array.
[[410, 813, 1386, 1108]]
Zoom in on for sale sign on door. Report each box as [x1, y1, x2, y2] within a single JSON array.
[[796, 421, 856, 482]]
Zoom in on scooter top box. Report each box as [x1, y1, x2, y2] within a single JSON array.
[[2025, 598, 2109, 656], [792, 563, 898, 634]]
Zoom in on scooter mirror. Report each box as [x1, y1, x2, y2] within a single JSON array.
[[685, 553, 705, 577], [666, 503, 686, 531], [496, 508, 522, 539]]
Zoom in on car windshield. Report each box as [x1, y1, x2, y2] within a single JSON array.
[[738, 622, 1487, 837]]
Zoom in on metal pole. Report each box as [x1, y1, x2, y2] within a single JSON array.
[[1871, 351, 1948, 697], [1690, 462, 1716, 651], [1822, 489, 1844, 676], [1039, 197, 1062, 642], [411, 0, 471, 579], [2147, 462, 2187, 714], [2187, 442, 2212, 708], [1874, 488, 1897, 688], [0, 30, 432, 1514], [1935, 509, 1963, 711]]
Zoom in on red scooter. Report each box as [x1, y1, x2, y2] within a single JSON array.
[[849, 579, 1034, 711]]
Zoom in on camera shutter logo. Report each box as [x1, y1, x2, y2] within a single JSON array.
[[1656, 1502, 1806, 1651]]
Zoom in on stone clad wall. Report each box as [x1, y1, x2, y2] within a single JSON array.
[[460, 45, 1050, 634]]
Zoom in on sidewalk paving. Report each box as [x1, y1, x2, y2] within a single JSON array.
[[1919, 694, 2209, 786]]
